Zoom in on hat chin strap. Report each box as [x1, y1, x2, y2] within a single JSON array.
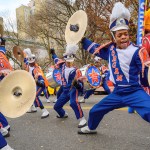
[[111, 32, 117, 43]]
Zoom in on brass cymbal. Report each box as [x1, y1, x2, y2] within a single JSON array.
[[65, 10, 88, 44], [0, 70, 36, 118], [13, 46, 24, 62]]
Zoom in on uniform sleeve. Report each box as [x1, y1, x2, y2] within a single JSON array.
[[52, 54, 59, 64], [142, 37, 150, 56], [82, 38, 109, 60], [52, 54, 64, 69], [33, 68, 45, 87], [135, 50, 142, 71], [135, 50, 149, 87], [0, 46, 6, 54]]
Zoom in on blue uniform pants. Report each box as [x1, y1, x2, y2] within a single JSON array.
[[56, 86, 63, 99], [54, 87, 84, 119], [88, 88, 150, 130], [43, 87, 50, 99], [34, 86, 44, 108], [0, 113, 8, 128], [0, 132, 7, 149]]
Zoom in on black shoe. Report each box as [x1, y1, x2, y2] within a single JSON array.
[[78, 126, 97, 134], [57, 113, 68, 118], [78, 123, 87, 128], [3, 132, 10, 138]]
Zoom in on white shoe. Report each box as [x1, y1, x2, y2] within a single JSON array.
[[41, 109, 49, 119], [1, 144, 14, 150], [78, 126, 97, 134], [4, 125, 10, 131], [79, 98, 85, 103], [0, 128, 10, 137], [27, 105, 37, 113], [46, 99, 51, 103], [78, 117, 87, 128], [53, 99, 57, 103]]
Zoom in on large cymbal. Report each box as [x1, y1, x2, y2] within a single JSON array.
[[13, 46, 24, 62], [0, 70, 36, 118], [148, 66, 150, 86], [65, 10, 88, 44]]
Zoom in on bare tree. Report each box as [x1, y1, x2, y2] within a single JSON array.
[[20, 0, 139, 66]]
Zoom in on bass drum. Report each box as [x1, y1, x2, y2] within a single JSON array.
[[79, 64, 102, 90], [46, 68, 61, 88]]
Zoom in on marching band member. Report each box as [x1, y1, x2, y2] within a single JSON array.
[[0, 113, 10, 137], [0, 132, 14, 150], [78, 2, 150, 134], [0, 37, 11, 137], [0, 37, 14, 149], [142, 9, 150, 56], [24, 49, 49, 119], [79, 56, 111, 103], [128, 8, 150, 113], [50, 45, 87, 128], [141, 8, 150, 93]]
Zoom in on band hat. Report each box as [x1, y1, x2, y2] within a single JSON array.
[[23, 48, 32, 56], [144, 9, 150, 30], [109, 2, 130, 32], [23, 48, 35, 63], [94, 56, 102, 62], [63, 44, 78, 62], [27, 54, 35, 63], [65, 10, 87, 44], [63, 54, 75, 62]]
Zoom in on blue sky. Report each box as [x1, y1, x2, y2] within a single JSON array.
[[0, 0, 29, 22]]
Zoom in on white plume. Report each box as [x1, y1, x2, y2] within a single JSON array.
[[65, 44, 79, 55], [23, 48, 32, 57], [110, 2, 130, 23], [94, 56, 102, 62]]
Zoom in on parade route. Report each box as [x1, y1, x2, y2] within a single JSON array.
[[6, 95, 150, 150]]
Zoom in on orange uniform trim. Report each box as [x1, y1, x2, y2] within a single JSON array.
[[75, 90, 83, 118], [0, 52, 13, 71]]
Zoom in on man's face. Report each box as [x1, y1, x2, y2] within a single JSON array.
[[29, 62, 35, 67], [65, 61, 74, 67], [94, 61, 101, 67], [114, 29, 129, 49]]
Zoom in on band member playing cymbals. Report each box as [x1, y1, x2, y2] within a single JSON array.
[[50, 44, 87, 128], [0, 37, 14, 149], [24, 48, 49, 119], [128, 8, 150, 113], [78, 2, 150, 134]]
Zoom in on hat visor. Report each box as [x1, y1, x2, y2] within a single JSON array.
[[111, 26, 129, 32], [28, 59, 35, 63], [64, 58, 74, 62]]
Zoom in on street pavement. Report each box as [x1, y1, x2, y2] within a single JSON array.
[[6, 95, 150, 150]]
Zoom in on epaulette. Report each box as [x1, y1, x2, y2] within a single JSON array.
[[139, 47, 150, 77], [93, 41, 113, 55]]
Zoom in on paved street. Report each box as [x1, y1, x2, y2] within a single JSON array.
[[6, 95, 150, 150]]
